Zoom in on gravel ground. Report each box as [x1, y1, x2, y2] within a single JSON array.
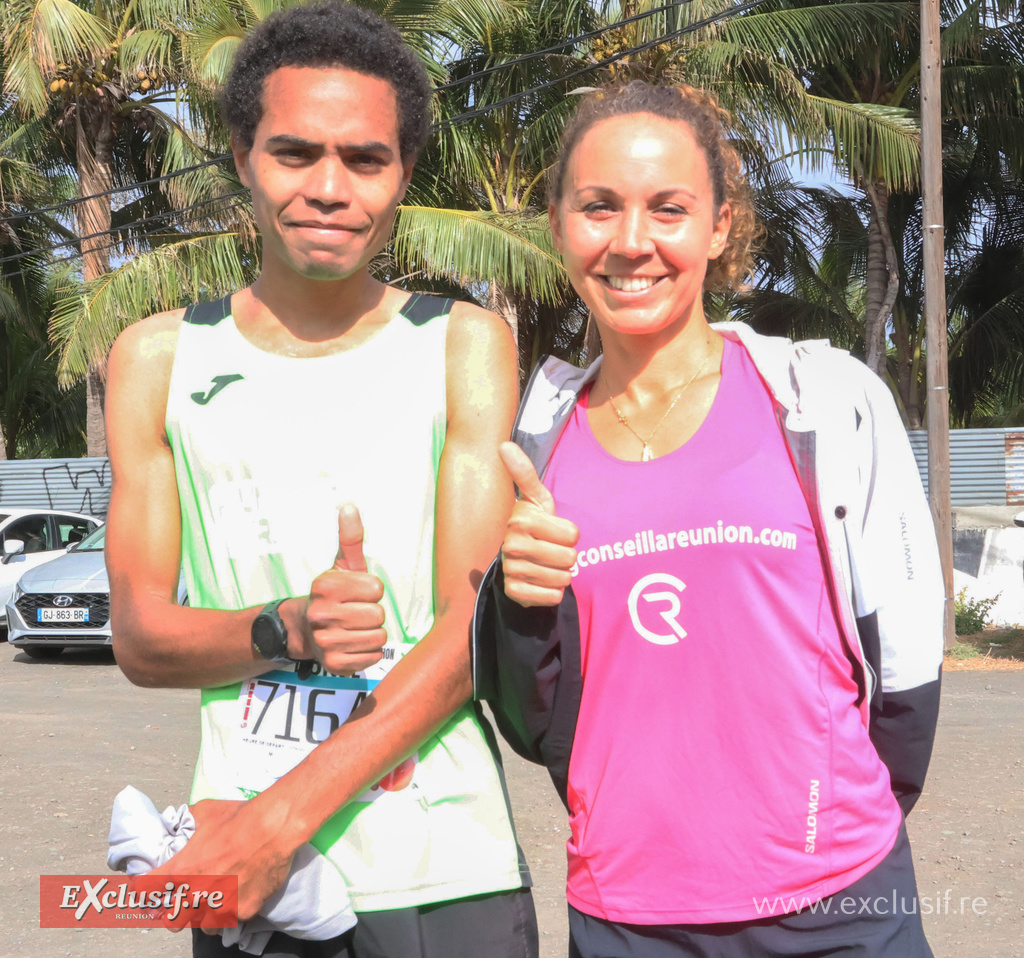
[[0, 644, 1020, 958]]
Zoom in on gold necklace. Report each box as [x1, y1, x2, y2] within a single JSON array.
[[604, 346, 715, 462]]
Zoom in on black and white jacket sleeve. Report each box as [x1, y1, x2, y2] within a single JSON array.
[[839, 362, 945, 817], [473, 561, 582, 809]]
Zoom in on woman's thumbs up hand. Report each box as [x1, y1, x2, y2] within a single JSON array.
[[498, 442, 580, 608]]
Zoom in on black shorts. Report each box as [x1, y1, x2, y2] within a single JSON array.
[[568, 822, 933, 958], [193, 886, 538, 958]]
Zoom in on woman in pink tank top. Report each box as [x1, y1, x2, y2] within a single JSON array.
[[486, 81, 943, 958]]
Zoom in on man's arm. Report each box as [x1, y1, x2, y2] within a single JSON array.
[[145, 302, 519, 918], [107, 311, 265, 687], [106, 315, 389, 688]]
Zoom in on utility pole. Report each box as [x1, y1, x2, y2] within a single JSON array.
[[921, 0, 954, 648]]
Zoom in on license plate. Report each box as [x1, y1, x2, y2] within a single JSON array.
[[37, 607, 89, 623]]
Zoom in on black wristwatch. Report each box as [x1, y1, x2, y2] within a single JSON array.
[[251, 598, 293, 665], [252, 598, 316, 678]]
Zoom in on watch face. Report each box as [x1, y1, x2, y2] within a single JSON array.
[[252, 613, 287, 660]]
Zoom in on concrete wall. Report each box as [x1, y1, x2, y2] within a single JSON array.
[[953, 507, 1024, 628]]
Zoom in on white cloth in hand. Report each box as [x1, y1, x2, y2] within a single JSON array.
[[108, 785, 356, 955]]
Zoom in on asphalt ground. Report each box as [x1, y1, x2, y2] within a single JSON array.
[[1, 644, 1021, 958]]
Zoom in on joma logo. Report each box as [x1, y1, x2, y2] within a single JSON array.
[[191, 375, 244, 405]]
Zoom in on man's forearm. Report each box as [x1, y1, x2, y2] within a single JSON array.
[[250, 622, 472, 850], [139, 607, 475, 926], [112, 595, 309, 689]]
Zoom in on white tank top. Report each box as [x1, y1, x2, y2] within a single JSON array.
[[164, 293, 526, 909]]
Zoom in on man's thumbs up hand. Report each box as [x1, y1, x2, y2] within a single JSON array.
[[498, 442, 580, 608], [334, 503, 369, 573], [298, 504, 387, 674]]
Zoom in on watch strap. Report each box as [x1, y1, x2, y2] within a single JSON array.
[[253, 598, 317, 676], [252, 598, 290, 663], [261, 597, 287, 619]]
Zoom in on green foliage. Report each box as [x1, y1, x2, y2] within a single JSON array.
[[954, 587, 1000, 636], [393, 206, 567, 306], [3, 0, 1024, 453], [0, 262, 86, 458], [51, 234, 253, 382], [946, 640, 982, 660]]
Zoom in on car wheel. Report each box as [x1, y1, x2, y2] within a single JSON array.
[[22, 645, 63, 660]]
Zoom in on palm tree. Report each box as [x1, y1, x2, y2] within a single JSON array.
[[1, 52, 82, 460], [636, 0, 1022, 430], [395, 0, 596, 373], [730, 176, 868, 349], [663, 0, 921, 377], [778, 0, 1023, 422], [45, 0, 571, 399], [2, 0, 244, 455], [941, 128, 1024, 426], [397, 0, 909, 374], [11, 0, 1021, 433], [0, 114, 86, 461], [0, 264, 86, 460]]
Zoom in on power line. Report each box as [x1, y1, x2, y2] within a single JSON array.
[[0, 190, 248, 271], [0, 0, 766, 269], [0, 155, 234, 228], [0, 202, 249, 284], [0, 0, 699, 229], [433, 1, 692, 91], [434, 0, 770, 131]]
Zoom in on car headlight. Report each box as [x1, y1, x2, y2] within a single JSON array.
[[11, 581, 24, 603]]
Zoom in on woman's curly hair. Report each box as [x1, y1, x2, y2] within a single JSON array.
[[548, 81, 759, 293]]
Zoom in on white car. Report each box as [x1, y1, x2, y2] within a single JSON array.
[[5, 523, 188, 659], [0, 508, 101, 626]]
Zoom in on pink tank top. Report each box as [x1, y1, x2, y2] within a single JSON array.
[[543, 337, 901, 924]]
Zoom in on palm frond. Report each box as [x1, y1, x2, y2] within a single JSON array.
[[804, 97, 920, 189], [718, 2, 916, 70], [2, 0, 112, 115], [186, 0, 248, 88], [393, 205, 567, 305], [51, 234, 251, 382], [118, 28, 177, 78]]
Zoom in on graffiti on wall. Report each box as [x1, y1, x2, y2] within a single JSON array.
[[0, 458, 112, 518], [43, 461, 111, 514]]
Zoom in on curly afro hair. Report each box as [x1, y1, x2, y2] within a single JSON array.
[[548, 81, 759, 294], [220, 1, 431, 160]]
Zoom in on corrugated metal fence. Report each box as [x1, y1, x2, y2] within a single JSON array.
[[907, 430, 1024, 505], [0, 458, 111, 518], [2, 433, 1024, 514]]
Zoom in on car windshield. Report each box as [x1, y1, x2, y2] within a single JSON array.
[[75, 525, 106, 551]]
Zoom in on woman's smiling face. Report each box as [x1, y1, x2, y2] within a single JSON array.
[[549, 112, 731, 340]]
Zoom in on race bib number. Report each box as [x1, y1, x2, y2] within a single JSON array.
[[231, 647, 415, 801]]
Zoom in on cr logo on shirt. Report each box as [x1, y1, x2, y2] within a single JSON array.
[[628, 573, 687, 645]]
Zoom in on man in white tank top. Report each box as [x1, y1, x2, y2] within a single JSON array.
[[104, 4, 535, 956]]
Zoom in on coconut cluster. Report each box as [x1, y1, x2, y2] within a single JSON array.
[[47, 50, 163, 101]]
